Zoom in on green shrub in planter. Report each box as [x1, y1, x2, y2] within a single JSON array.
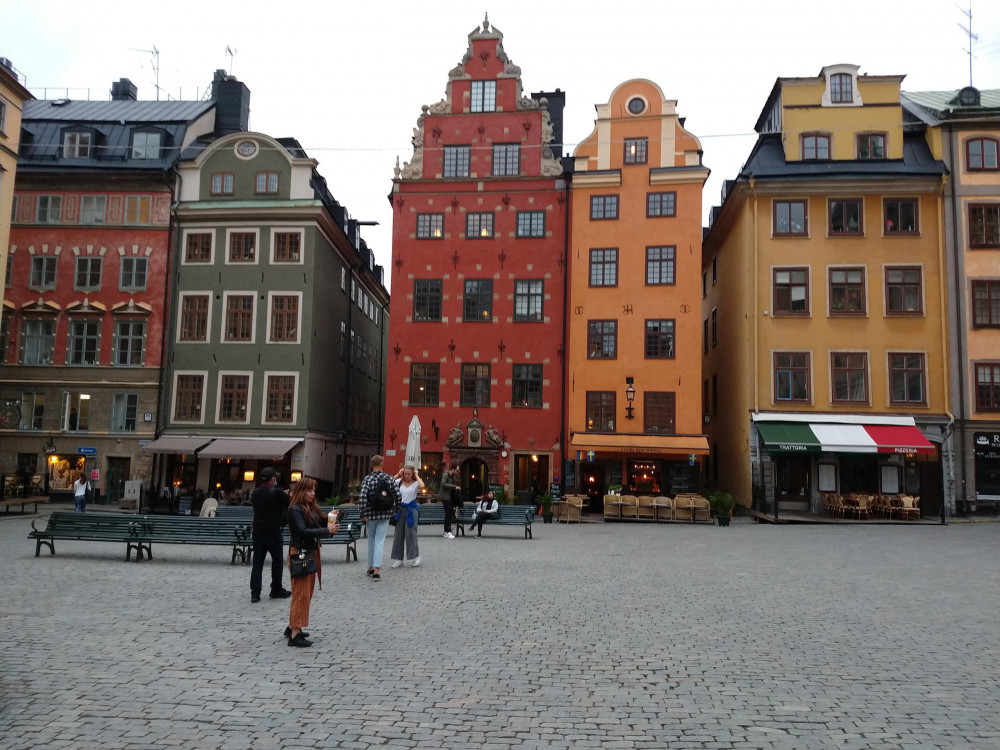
[[708, 491, 734, 518]]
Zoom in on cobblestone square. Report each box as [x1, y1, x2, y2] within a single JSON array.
[[2, 511, 998, 749]]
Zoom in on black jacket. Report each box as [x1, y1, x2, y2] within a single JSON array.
[[251, 484, 289, 529], [287, 504, 330, 551]]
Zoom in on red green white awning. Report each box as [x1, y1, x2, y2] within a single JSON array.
[[757, 422, 934, 454]]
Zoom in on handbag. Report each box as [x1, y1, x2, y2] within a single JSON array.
[[289, 547, 317, 578], [84, 482, 95, 503]]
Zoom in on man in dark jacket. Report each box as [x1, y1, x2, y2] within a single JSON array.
[[250, 467, 291, 602]]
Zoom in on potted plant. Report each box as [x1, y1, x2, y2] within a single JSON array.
[[709, 491, 734, 526], [347, 479, 362, 502], [607, 483, 622, 496], [539, 493, 554, 523]]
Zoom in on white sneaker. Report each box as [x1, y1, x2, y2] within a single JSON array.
[[411, 556, 421, 567], [390, 560, 403, 568], [446, 532, 455, 539], [443, 531, 450, 538]]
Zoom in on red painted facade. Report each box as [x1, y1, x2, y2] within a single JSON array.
[[387, 19, 566, 499]]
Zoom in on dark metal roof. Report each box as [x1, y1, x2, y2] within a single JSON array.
[[741, 132, 946, 180], [23, 98, 213, 123]]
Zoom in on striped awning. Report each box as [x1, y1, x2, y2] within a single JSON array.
[[757, 421, 934, 454]]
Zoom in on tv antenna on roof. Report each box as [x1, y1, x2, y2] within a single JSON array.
[[129, 45, 160, 100], [957, 1, 978, 87], [225, 46, 237, 76]]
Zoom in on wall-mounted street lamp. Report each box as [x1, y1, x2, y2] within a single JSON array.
[[625, 377, 636, 420]]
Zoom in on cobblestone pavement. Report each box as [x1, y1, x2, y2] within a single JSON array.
[[2, 510, 999, 749]]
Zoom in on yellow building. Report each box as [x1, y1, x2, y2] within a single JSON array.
[[704, 65, 951, 517], [903, 87, 1000, 515], [567, 80, 709, 509], [0, 58, 32, 306]]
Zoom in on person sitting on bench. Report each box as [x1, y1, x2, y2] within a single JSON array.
[[469, 491, 499, 538]]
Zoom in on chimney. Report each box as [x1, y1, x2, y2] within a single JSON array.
[[111, 78, 138, 101], [0, 58, 15, 72], [211, 69, 251, 135]]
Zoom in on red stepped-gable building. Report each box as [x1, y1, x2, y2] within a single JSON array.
[[387, 16, 567, 501]]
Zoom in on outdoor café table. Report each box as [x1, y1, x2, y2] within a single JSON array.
[[653, 498, 673, 522], [604, 496, 625, 520]]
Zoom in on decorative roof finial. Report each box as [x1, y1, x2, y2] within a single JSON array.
[[483, 13, 490, 32]]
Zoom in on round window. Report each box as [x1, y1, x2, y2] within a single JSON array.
[[627, 97, 645, 115]]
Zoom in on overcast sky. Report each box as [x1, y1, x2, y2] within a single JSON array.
[[6, 0, 999, 286]]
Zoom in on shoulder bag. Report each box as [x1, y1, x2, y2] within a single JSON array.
[[289, 547, 317, 578]]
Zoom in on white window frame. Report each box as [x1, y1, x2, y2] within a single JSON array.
[[261, 371, 299, 425], [131, 131, 161, 160], [181, 228, 215, 265], [225, 227, 260, 265], [80, 195, 107, 225], [220, 290, 257, 344], [111, 393, 139, 432], [176, 292, 213, 343], [269, 227, 305, 265], [216, 370, 253, 425], [470, 80, 496, 113], [63, 131, 92, 158], [36, 195, 62, 224], [171, 370, 208, 424], [267, 291, 302, 344]]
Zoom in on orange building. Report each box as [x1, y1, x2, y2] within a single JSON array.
[[566, 80, 709, 509]]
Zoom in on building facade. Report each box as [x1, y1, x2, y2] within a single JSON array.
[[902, 87, 1000, 515], [566, 79, 709, 510], [704, 65, 951, 516], [387, 17, 567, 500]]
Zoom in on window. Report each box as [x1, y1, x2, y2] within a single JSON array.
[[644, 392, 676, 434], [131, 131, 161, 160], [586, 391, 616, 432], [712, 255, 718, 284], [646, 247, 675, 285], [889, 353, 925, 404], [775, 352, 811, 402], [413, 280, 442, 321], [218, 374, 250, 422], [516, 211, 545, 237], [829, 199, 862, 234], [460, 364, 491, 407], [179, 294, 210, 342], [74, 257, 102, 290], [29, 256, 57, 289], [174, 374, 204, 421], [20, 393, 45, 430], [587, 320, 617, 359], [645, 319, 675, 359], [857, 134, 885, 160], [885, 198, 918, 234], [228, 231, 256, 262], [255, 171, 279, 194], [0, 313, 9, 361], [409, 363, 440, 406], [223, 294, 254, 342], [113, 321, 146, 366], [832, 352, 868, 402], [802, 134, 830, 160], [269, 295, 299, 342], [774, 200, 807, 235], [512, 364, 542, 408], [830, 73, 853, 103], [111, 393, 138, 432], [62, 393, 91, 431], [969, 204, 1000, 248], [514, 279, 543, 321], [590, 195, 619, 220], [0, 99, 5, 134], [184, 232, 213, 263], [119, 257, 147, 290], [265, 374, 296, 423], [711, 308, 717, 346], [624, 138, 648, 164], [125, 195, 152, 225], [703, 318, 708, 354], [773, 268, 809, 314], [466, 212, 494, 238], [646, 192, 676, 217], [886, 267, 923, 314], [829, 268, 866, 315], [67, 320, 100, 365], [210, 173, 234, 195], [4, 254, 9, 289], [470, 80, 496, 112], [273, 232, 301, 262], [589, 249, 618, 287], [492, 143, 519, 176], [21, 320, 55, 365], [463, 279, 493, 322], [975, 363, 1000, 411], [36, 195, 62, 224], [972, 281, 1000, 328], [80, 195, 106, 224], [966, 138, 999, 171], [63, 132, 92, 158], [443, 146, 470, 177], [416, 213, 444, 239]]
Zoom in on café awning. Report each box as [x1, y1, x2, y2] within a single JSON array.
[[862, 424, 935, 454], [197, 438, 300, 459], [755, 422, 822, 453], [142, 436, 213, 454], [755, 416, 935, 455], [570, 433, 709, 455]]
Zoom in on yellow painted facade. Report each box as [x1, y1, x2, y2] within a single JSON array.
[[0, 61, 32, 297]]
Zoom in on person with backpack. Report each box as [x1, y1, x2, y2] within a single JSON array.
[[249, 467, 291, 603], [358, 454, 401, 581]]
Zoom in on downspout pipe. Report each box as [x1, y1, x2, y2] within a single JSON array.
[[151, 166, 178, 507], [936, 173, 955, 524], [560, 178, 570, 495], [947, 124, 967, 519], [746, 178, 772, 521]]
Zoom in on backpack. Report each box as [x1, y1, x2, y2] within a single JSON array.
[[368, 473, 396, 513]]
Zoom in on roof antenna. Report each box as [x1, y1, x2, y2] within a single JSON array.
[[129, 45, 160, 100], [957, 1, 977, 87], [225, 46, 237, 77]]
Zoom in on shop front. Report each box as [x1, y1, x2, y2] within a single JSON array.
[[568, 433, 709, 512], [753, 414, 939, 517], [973, 432, 1000, 504]]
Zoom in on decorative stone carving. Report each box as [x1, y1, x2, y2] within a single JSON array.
[[484, 426, 503, 448], [446, 424, 464, 447]]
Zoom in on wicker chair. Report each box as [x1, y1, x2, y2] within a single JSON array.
[[691, 496, 712, 523], [652, 496, 673, 522], [900, 495, 920, 521], [603, 494, 623, 521], [561, 495, 584, 524], [672, 494, 695, 522], [636, 495, 656, 521], [619, 495, 638, 520]]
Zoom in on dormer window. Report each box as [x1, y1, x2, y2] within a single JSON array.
[[470, 80, 496, 113], [132, 131, 162, 159], [63, 131, 92, 158], [830, 73, 853, 103]]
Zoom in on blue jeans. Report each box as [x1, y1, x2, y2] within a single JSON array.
[[366, 519, 390, 569], [74, 497, 86, 513]]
